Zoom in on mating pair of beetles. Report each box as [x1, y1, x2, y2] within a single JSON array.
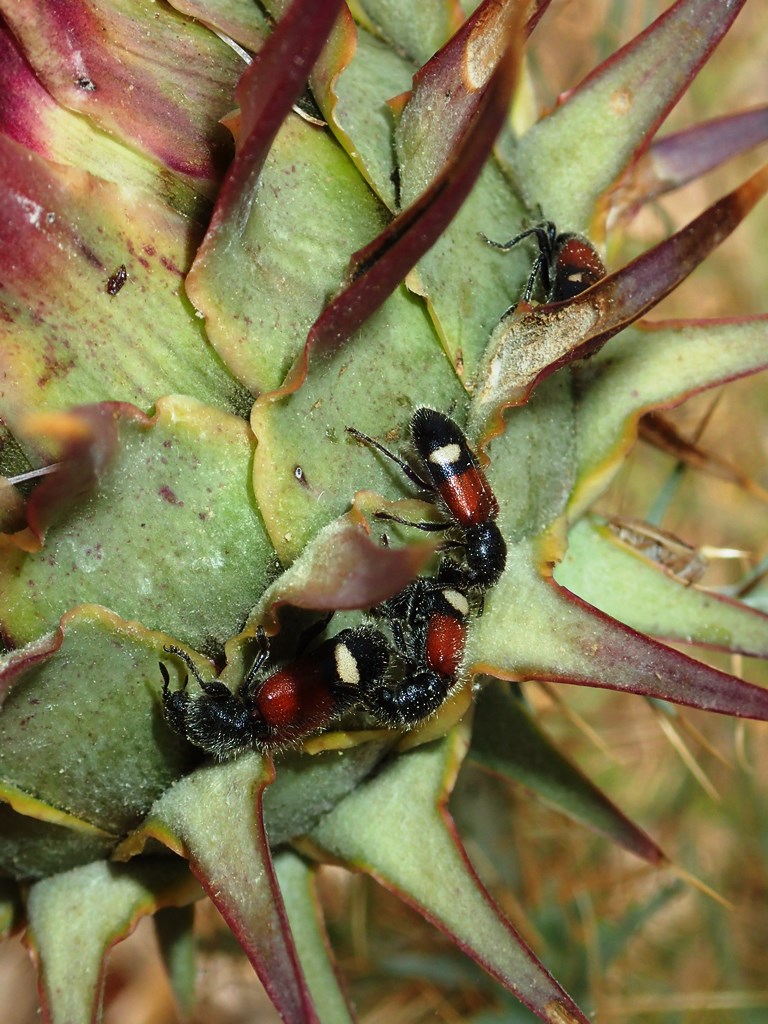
[[161, 407, 507, 760]]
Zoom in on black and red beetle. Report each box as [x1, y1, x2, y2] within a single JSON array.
[[485, 220, 605, 303], [347, 408, 507, 590]]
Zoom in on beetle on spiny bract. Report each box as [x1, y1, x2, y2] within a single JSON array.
[[160, 625, 390, 758], [368, 561, 471, 727], [347, 407, 507, 591], [484, 219, 605, 304]]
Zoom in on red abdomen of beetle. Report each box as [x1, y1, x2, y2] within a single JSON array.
[[425, 614, 467, 678]]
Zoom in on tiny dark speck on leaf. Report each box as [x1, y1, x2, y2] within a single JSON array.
[[106, 265, 127, 296], [75, 76, 96, 91], [294, 465, 309, 486], [158, 485, 183, 507], [160, 256, 182, 276]]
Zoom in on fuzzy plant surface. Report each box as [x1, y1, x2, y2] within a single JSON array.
[[1, 0, 768, 1022]]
